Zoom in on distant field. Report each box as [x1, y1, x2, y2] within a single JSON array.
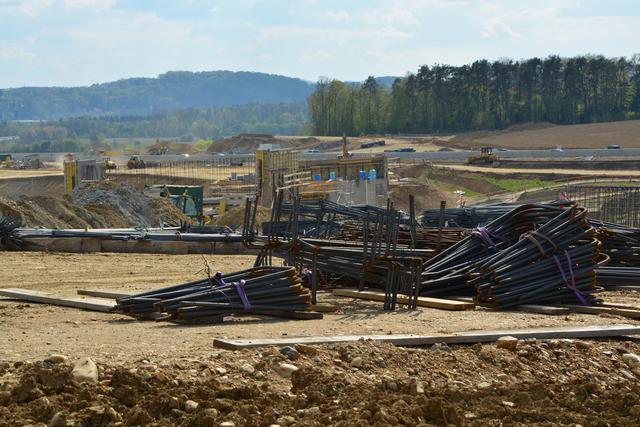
[[433, 120, 640, 150]]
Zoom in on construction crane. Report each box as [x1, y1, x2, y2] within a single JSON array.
[[467, 147, 499, 166]]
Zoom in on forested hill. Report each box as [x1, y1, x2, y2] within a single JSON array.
[[308, 55, 640, 136], [0, 71, 314, 120]]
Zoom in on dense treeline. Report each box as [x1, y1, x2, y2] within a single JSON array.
[[0, 102, 307, 153], [308, 55, 640, 136], [0, 71, 313, 120]]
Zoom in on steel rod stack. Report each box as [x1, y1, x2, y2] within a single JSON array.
[[421, 204, 568, 296], [472, 207, 600, 308], [590, 220, 640, 288], [245, 194, 425, 310], [115, 266, 312, 323], [0, 215, 23, 250]]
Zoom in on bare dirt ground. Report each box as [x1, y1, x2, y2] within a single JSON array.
[[2, 252, 640, 425], [1, 252, 639, 363], [440, 163, 640, 177], [436, 120, 640, 150], [0, 169, 62, 180]]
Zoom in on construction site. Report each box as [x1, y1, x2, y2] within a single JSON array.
[[3, 128, 640, 426]]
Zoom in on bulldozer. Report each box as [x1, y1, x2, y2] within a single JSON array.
[[104, 158, 117, 170], [127, 155, 146, 169], [467, 147, 499, 166]]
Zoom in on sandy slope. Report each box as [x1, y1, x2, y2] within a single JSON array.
[[438, 120, 640, 150]]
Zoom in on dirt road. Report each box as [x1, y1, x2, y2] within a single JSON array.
[[0, 169, 62, 180], [440, 163, 640, 177]]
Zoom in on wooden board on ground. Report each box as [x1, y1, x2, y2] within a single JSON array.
[[562, 304, 640, 319], [77, 289, 131, 299], [213, 324, 640, 350], [333, 289, 475, 311], [0, 288, 115, 312], [512, 305, 570, 315]]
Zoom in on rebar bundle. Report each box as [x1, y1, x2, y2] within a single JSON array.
[[472, 208, 600, 308], [245, 194, 426, 310], [115, 266, 310, 323], [422, 205, 519, 228], [589, 220, 640, 289], [0, 216, 23, 250], [596, 266, 640, 288], [421, 204, 568, 296], [590, 219, 640, 266]]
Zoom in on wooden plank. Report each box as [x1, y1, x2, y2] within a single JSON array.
[[252, 309, 323, 320], [514, 304, 570, 315], [213, 324, 640, 350], [562, 304, 640, 319], [603, 286, 640, 291], [333, 289, 474, 311], [77, 289, 131, 299], [308, 303, 339, 313], [0, 288, 115, 312]]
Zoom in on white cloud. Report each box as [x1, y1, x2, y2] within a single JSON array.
[[0, 0, 51, 17], [63, 0, 116, 9], [0, 43, 36, 60], [324, 10, 351, 23], [299, 51, 330, 63]]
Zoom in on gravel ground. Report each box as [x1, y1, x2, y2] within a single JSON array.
[[2, 251, 640, 425]]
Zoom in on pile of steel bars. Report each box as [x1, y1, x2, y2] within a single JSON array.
[[422, 204, 520, 228], [244, 194, 426, 310], [115, 266, 311, 322], [590, 220, 640, 288], [596, 266, 640, 288], [340, 224, 469, 251], [421, 201, 570, 228], [590, 219, 640, 266], [421, 204, 568, 296], [0, 215, 23, 250], [472, 207, 600, 308]]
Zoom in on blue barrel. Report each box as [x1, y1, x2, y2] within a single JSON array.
[[368, 169, 377, 180], [359, 170, 367, 180], [329, 171, 336, 180], [314, 174, 322, 181]]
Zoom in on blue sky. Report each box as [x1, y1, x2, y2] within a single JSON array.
[[1, 0, 639, 88]]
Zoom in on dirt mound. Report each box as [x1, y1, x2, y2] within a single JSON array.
[[0, 183, 187, 229], [1, 339, 639, 426], [442, 119, 640, 150], [211, 205, 271, 230], [390, 182, 458, 211], [207, 134, 279, 153]]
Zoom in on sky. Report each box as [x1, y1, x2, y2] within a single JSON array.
[[1, 0, 639, 88]]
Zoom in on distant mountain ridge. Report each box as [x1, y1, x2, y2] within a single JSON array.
[[0, 70, 315, 120]]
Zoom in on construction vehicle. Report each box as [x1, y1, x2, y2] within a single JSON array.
[[147, 185, 204, 224], [0, 154, 12, 168], [127, 155, 146, 169], [467, 147, 499, 165], [104, 159, 117, 170]]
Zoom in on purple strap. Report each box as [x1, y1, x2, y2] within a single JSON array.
[[472, 227, 507, 250], [212, 271, 225, 287], [553, 250, 589, 305], [233, 279, 251, 312]]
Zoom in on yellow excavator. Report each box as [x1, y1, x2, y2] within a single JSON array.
[[468, 147, 499, 166]]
